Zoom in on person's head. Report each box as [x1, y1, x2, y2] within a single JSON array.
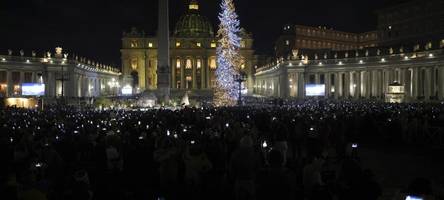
[[268, 149, 283, 168], [239, 135, 253, 148]]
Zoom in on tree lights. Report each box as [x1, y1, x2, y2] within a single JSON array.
[[214, 0, 242, 106]]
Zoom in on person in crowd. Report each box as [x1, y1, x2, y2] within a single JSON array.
[[0, 99, 443, 200]]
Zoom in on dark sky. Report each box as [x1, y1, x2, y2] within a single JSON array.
[[0, 0, 397, 66]]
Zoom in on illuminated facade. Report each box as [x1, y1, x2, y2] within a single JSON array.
[[255, 40, 444, 102], [121, 0, 256, 94], [0, 48, 121, 99], [276, 25, 378, 58], [376, 0, 444, 46]]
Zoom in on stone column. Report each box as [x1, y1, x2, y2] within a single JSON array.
[[344, 72, 351, 98], [356, 71, 361, 98], [379, 70, 384, 98], [157, 0, 171, 95], [201, 58, 205, 89], [335, 72, 341, 98], [439, 67, 444, 100], [404, 69, 411, 99], [363, 71, 369, 98], [19, 72, 24, 86], [315, 73, 320, 84], [171, 58, 176, 89], [192, 58, 197, 89], [424, 68, 432, 100], [431, 67, 437, 98], [180, 59, 185, 89], [297, 72, 305, 99], [325, 73, 331, 98], [206, 58, 210, 89], [411, 68, 419, 100]]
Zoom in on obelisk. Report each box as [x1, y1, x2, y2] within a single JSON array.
[[157, 0, 171, 102]]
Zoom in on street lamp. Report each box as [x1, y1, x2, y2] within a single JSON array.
[[107, 78, 120, 96], [233, 71, 247, 106]]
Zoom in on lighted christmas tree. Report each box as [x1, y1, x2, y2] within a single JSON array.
[[214, 0, 241, 106]]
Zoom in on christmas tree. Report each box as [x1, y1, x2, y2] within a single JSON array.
[[214, 0, 241, 106]]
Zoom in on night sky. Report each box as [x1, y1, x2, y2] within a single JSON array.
[[1, 0, 399, 67]]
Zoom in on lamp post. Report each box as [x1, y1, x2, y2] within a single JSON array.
[[108, 78, 120, 96], [233, 71, 247, 106]]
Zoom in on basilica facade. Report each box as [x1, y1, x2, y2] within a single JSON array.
[[121, 0, 256, 95]]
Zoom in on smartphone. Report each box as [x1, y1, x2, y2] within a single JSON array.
[[191, 140, 195, 145], [167, 130, 170, 136], [262, 141, 268, 148], [352, 143, 358, 148]]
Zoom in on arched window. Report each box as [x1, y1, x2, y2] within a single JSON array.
[[210, 58, 217, 69], [186, 59, 192, 69], [176, 59, 181, 69], [130, 40, 138, 48], [196, 59, 202, 69], [131, 59, 138, 70]]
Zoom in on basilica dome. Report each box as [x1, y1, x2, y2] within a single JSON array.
[[174, 0, 214, 38]]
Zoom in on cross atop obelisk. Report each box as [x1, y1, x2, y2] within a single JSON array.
[[157, 0, 171, 101]]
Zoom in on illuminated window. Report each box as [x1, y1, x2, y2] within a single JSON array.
[[211, 42, 217, 48], [186, 76, 192, 81], [240, 40, 246, 48], [189, 1, 199, 10], [176, 42, 181, 47], [131, 59, 138, 70], [176, 59, 181, 69], [414, 44, 420, 51], [148, 42, 153, 48], [425, 42, 432, 50], [186, 59, 192, 69], [196, 42, 201, 47], [130, 41, 138, 48], [196, 59, 201, 69], [210, 58, 217, 69]]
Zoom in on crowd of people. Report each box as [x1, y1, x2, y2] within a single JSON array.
[[1, 100, 444, 200]]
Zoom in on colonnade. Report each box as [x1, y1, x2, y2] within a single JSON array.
[[255, 65, 444, 101]]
